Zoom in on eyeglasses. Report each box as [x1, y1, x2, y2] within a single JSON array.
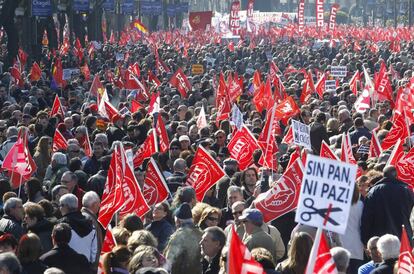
[[232, 211, 243, 216], [207, 216, 219, 222]]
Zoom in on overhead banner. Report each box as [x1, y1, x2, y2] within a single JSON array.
[[247, 0, 254, 19], [32, 0, 53, 17], [140, 1, 163, 16], [295, 154, 357, 234], [73, 0, 89, 12], [166, 4, 176, 17], [121, 0, 135, 15], [298, 0, 305, 33], [328, 4, 340, 31], [178, 2, 189, 13], [315, 0, 324, 27], [102, 0, 115, 12], [229, 1, 241, 35], [189, 11, 213, 31]]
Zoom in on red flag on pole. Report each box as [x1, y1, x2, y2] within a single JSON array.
[[340, 133, 356, 164], [306, 230, 338, 274], [253, 78, 274, 113], [155, 115, 170, 153], [274, 96, 300, 125], [381, 113, 409, 150], [349, 70, 361, 95], [143, 158, 170, 207], [2, 128, 37, 189], [395, 147, 414, 189], [228, 226, 265, 274], [315, 73, 326, 98], [227, 126, 260, 170], [29, 62, 42, 82], [50, 95, 65, 118], [320, 141, 340, 160], [52, 129, 68, 153], [89, 75, 105, 99], [397, 225, 414, 273], [254, 158, 304, 223], [186, 145, 226, 201], [281, 126, 294, 145], [130, 99, 142, 113], [369, 130, 383, 158], [170, 68, 191, 97], [133, 132, 157, 168], [97, 227, 117, 274], [374, 62, 394, 103]]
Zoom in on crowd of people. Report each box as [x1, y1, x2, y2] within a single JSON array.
[[0, 24, 411, 274]]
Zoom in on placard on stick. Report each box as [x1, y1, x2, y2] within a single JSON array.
[[292, 120, 311, 149], [295, 154, 357, 234], [330, 66, 347, 78]]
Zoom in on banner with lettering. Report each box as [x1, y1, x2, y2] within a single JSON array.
[[32, 0, 53, 17], [315, 0, 324, 27], [73, 0, 90, 12], [121, 0, 135, 15], [298, 0, 305, 33], [103, 0, 115, 12], [328, 4, 340, 32], [229, 1, 241, 35], [140, 1, 163, 16]]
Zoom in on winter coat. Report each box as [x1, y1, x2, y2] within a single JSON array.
[[29, 218, 54, 254], [0, 214, 24, 240], [146, 218, 175, 252]]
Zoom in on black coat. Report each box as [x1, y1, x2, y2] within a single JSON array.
[[361, 177, 414, 245], [146, 219, 175, 251], [21, 260, 47, 274], [0, 214, 24, 240], [370, 258, 397, 274], [39, 244, 92, 274], [29, 218, 54, 254], [202, 253, 221, 274], [310, 121, 329, 155]]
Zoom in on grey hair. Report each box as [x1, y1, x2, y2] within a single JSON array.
[[227, 186, 243, 196], [330, 247, 351, 272], [51, 185, 68, 201], [62, 171, 78, 183], [44, 267, 65, 274], [82, 191, 100, 208], [94, 133, 108, 146], [377, 234, 400, 260], [59, 193, 78, 211], [173, 158, 186, 172], [6, 127, 18, 138], [52, 152, 67, 166], [231, 201, 246, 211], [3, 198, 22, 215], [367, 236, 380, 250], [204, 226, 226, 248], [0, 252, 21, 274], [76, 125, 87, 135]]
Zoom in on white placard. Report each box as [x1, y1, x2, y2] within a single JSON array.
[[125, 149, 134, 169], [292, 120, 311, 149], [115, 53, 124, 61], [295, 154, 357, 234], [331, 66, 347, 78], [62, 68, 80, 80], [325, 80, 337, 92]]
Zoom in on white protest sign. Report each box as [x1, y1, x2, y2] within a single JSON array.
[[292, 120, 311, 149], [115, 53, 124, 61], [63, 69, 80, 80], [325, 80, 337, 92], [330, 66, 347, 78], [295, 154, 357, 234]]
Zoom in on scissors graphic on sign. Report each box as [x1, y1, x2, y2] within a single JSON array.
[[301, 198, 342, 226]]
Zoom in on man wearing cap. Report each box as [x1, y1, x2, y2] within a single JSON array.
[[164, 203, 202, 274], [240, 208, 276, 263], [179, 135, 192, 151], [106, 114, 125, 147]]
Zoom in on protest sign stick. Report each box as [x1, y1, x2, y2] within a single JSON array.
[[17, 175, 23, 198]]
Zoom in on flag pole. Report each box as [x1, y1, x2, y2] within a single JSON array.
[[305, 227, 323, 274], [17, 175, 23, 198]]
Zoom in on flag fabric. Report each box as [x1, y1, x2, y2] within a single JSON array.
[[253, 78, 273, 113], [306, 230, 338, 274], [52, 58, 64, 87], [50, 95, 65, 118], [143, 158, 170, 207], [130, 99, 142, 113], [124, 70, 149, 100], [231, 104, 244, 130], [281, 126, 294, 145], [103, 101, 119, 121], [170, 68, 192, 97], [52, 129, 68, 152], [395, 147, 414, 189], [340, 132, 357, 164], [228, 226, 265, 274], [381, 113, 409, 150], [397, 225, 414, 273], [148, 70, 161, 87], [369, 130, 383, 158], [227, 126, 260, 170], [355, 67, 374, 113], [315, 73, 326, 98], [254, 158, 304, 223], [2, 128, 37, 189], [148, 92, 160, 115], [89, 75, 105, 100], [227, 73, 242, 103], [97, 227, 116, 274], [82, 130, 92, 158], [386, 139, 404, 167], [131, 19, 148, 34], [374, 62, 393, 103], [320, 141, 340, 160], [155, 115, 170, 153], [349, 70, 360, 95], [133, 132, 157, 168], [274, 96, 300, 125], [196, 107, 208, 129], [186, 145, 226, 201], [29, 62, 42, 82], [10, 66, 23, 88]]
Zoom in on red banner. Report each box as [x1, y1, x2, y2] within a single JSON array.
[[53, 129, 68, 153], [247, 0, 254, 18], [254, 158, 304, 223], [328, 4, 339, 32], [229, 1, 241, 35], [316, 0, 324, 27], [227, 126, 260, 170], [298, 0, 305, 33], [170, 68, 192, 97], [189, 11, 213, 31], [186, 146, 226, 201], [143, 158, 170, 207]]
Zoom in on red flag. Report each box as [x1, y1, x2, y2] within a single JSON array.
[[349, 70, 360, 95], [170, 68, 191, 97], [131, 99, 142, 113], [397, 226, 414, 273], [103, 101, 119, 121], [186, 145, 226, 201], [118, 148, 150, 218], [354, 84, 371, 114], [254, 158, 304, 222], [52, 129, 68, 153], [340, 133, 356, 164], [148, 92, 160, 115], [97, 228, 116, 274], [128, 62, 141, 78], [29, 62, 42, 82], [50, 95, 65, 118], [89, 75, 105, 99], [18, 49, 28, 69], [315, 73, 326, 98], [155, 115, 170, 153], [133, 132, 156, 168], [228, 226, 265, 274], [124, 70, 149, 100], [81, 63, 91, 81], [52, 58, 64, 87], [10, 66, 23, 88], [300, 71, 316, 103], [143, 158, 170, 207], [2, 128, 37, 188], [227, 126, 260, 170], [81, 131, 92, 158], [386, 139, 405, 167], [188, 11, 213, 31], [148, 70, 161, 88], [306, 231, 338, 274], [252, 70, 262, 91], [274, 96, 300, 125], [253, 79, 273, 113], [281, 126, 294, 145], [287, 147, 301, 169], [227, 73, 242, 103], [369, 130, 382, 158], [374, 62, 393, 103], [320, 141, 340, 160], [381, 113, 409, 150], [395, 147, 414, 189]]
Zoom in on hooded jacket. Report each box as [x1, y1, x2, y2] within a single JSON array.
[[59, 211, 97, 263]]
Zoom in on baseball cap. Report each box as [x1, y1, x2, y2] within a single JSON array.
[[179, 135, 190, 142], [239, 208, 263, 225]]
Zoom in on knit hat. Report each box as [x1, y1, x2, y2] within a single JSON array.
[[175, 203, 192, 220]]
